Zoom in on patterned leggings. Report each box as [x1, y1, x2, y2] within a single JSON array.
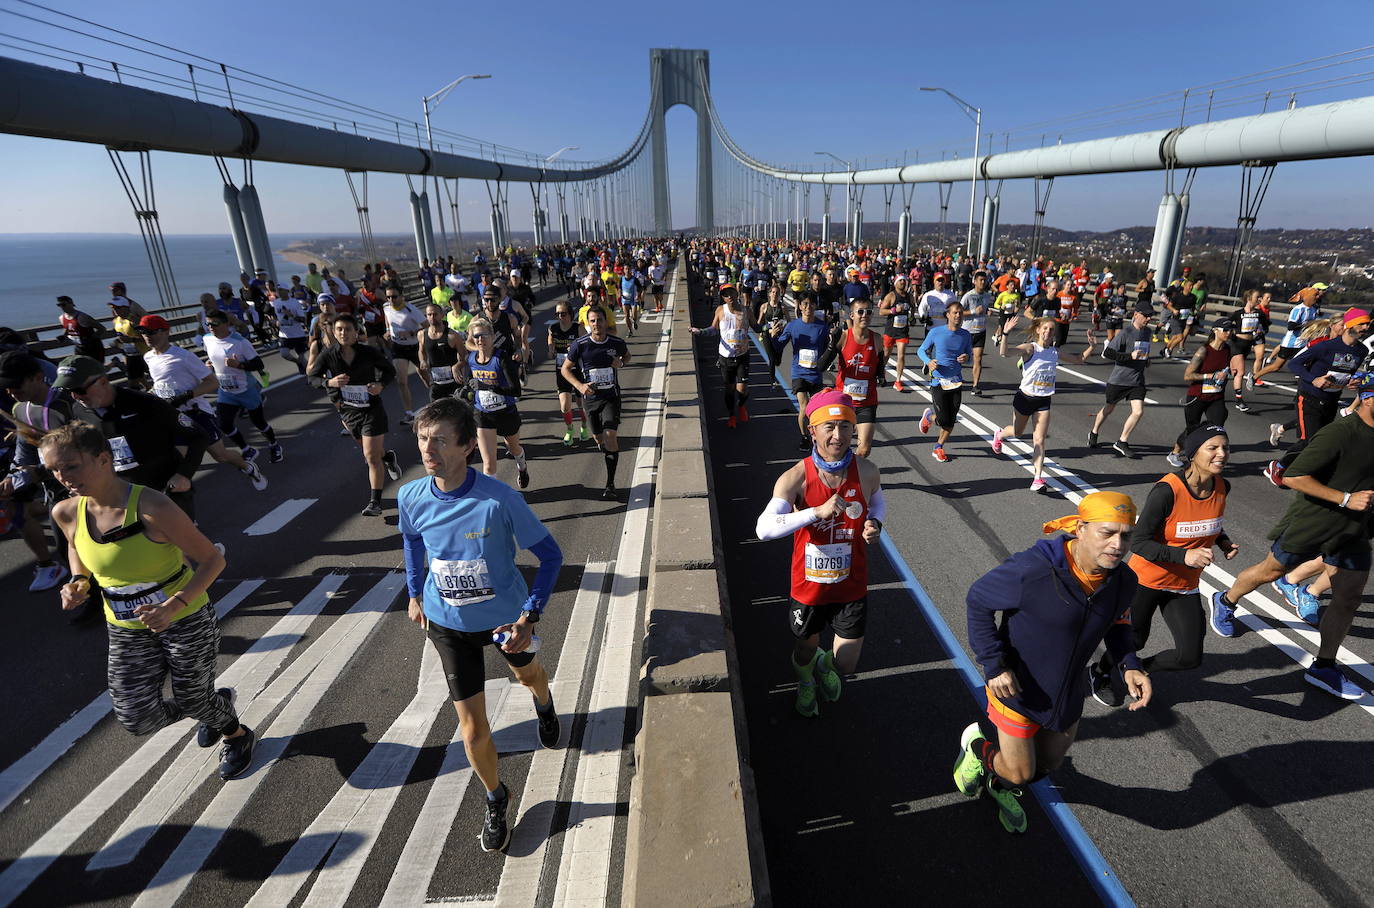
[[106, 604, 239, 737]]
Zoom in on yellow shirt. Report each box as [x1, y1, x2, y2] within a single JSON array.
[[601, 271, 620, 302], [787, 269, 809, 292], [995, 290, 1022, 313], [430, 285, 455, 310], [578, 302, 617, 330]]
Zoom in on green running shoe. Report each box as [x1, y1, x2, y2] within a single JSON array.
[[579, 425, 589, 441], [794, 680, 819, 717], [816, 649, 842, 702], [986, 775, 1027, 833], [952, 722, 987, 798], [562, 427, 574, 446]]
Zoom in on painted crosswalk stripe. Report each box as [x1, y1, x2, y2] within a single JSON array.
[[243, 498, 318, 535], [0, 578, 264, 816]]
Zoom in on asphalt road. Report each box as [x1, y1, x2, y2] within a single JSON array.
[[0, 275, 675, 907], [692, 277, 1374, 908]]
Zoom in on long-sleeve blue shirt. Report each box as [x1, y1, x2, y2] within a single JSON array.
[[916, 325, 973, 387], [774, 318, 829, 383], [1288, 336, 1365, 401]]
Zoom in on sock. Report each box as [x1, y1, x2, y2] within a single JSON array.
[[604, 450, 619, 485], [563, 411, 573, 427], [574, 408, 585, 424], [534, 693, 556, 715], [514, 451, 527, 470], [36, 559, 55, 568], [262, 426, 278, 445], [369, 488, 382, 505], [724, 388, 736, 415], [1219, 591, 1236, 607], [219, 719, 241, 738], [486, 781, 507, 802], [1314, 656, 1337, 670]]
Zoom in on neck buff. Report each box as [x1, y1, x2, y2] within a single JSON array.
[[811, 448, 854, 475]]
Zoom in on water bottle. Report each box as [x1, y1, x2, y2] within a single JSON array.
[[492, 630, 540, 653]]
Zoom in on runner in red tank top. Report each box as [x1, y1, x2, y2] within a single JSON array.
[[828, 300, 881, 458], [755, 389, 884, 717]]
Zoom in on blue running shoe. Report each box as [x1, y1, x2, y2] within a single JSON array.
[[1295, 586, 1322, 627], [1271, 576, 1302, 609], [1209, 591, 1238, 638], [1303, 666, 1364, 701]]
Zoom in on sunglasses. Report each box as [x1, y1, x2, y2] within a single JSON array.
[[470, 332, 491, 340]]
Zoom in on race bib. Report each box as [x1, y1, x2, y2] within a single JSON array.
[[430, 557, 495, 605], [152, 381, 180, 400], [798, 348, 818, 369], [1176, 518, 1222, 539], [341, 384, 371, 408], [965, 316, 986, 333], [555, 352, 568, 367], [477, 389, 508, 410], [892, 314, 909, 328], [217, 371, 246, 393], [363, 310, 378, 322], [843, 378, 869, 398], [121, 342, 138, 355], [108, 436, 138, 472], [1241, 314, 1260, 333], [939, 378, 964, 391], [804, 542, 851, 584], [104, 581, 168, 623], [724, 329, 746, 347], [430, 365, 454, 384], [1178, 309, 1193, 321], [1031, 376, 1055, 393], [1133, 341, 1151, 358], [1201, 372, 1227, 395]]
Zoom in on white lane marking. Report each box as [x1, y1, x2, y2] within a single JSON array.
[[0, 579, 263, 816], [1054, 363, 1160, 405], [552, 291, 672, 906], [86, 573, 350, 870], [377, 680, 517, 908], [130, 573, 406, 908], [492, 561, 613, 907], [243, 498, 318, 536]]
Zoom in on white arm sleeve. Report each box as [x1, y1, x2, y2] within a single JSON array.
[[868, 487, 887, 524], [755, 497, 818, 541]]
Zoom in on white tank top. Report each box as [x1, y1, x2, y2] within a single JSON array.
[[718, 306, 748, 358], [1019, 343, 1060, 397]]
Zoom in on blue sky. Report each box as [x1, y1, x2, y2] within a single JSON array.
[[3, 0, 1374, 237]]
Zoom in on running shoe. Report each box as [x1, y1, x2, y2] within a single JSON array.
[[986, 775, 1027, 834], [1029, 478, 1047, 492], [28, 563, 69, 593], [816, 650, 842, 703], [920, 408, 933, 434], [738, 403, 750, 422], [602, 484, 617, 500], [1208, 590, 1238, 638], [241, 446, 260, 464], [361, 500, 383, 517], [1088, 664, 1123, 708], [1165, 452, 1185, 469], [952, 722, 987, 798], [1271, 576, 1303, 609], [1234, 400, 1251, 413], [1303, 665, 1364, 700], [972, 387, 984, 397], [932, 445, 950, 463], [1253, 378, 1266, 387], [479, 784, 512, 852], [579, 425, 589, 442], [218, 726, 256, 780], [726, 415, 737, 429], [1264, 460, 1286, 488], [245, 462, 268, 492], [399, 410, 413, 425], [1294, 586, 1322, 627], [198, 688, 234, 748], [535, 697, 561, 748], [1112, 440, 1137, 459], [562, 427, 574, 446], [1087, 431, 1099, 449], [794, 679, 819, 718], [991, 428, 1004, 455], [1244, 372, 1256, 392], [518, 467, 530, 490], [384, 450, 402, 482], [1268, 423, 1285, 447], [269, 443, 285, 464], [893, 381, 906, 392], [339, 427, 350, 436]]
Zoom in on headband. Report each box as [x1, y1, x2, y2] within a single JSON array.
[[1042, 491, 1137, 535]]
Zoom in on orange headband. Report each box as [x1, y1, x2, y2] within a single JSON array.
[[1042, 491, 1137, 535], [808, 403, 857, 427]]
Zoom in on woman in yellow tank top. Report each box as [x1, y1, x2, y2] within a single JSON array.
[[40, 423, 257, 780]]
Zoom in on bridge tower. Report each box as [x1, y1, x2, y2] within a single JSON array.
[[649, 49, 713, 235]]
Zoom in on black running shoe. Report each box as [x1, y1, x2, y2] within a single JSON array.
[[479, 784, 511, 852], [361, 500, 383, 517], [518, 467, 530, 490], [1087, 431, 1099, 449], [536, 697, 561, 749], [198, 688, 234, 748], [1087, 665, 1123, 708], [383, 450, 402, 482], [602, 484, 617, 500], [1112, 440, 1137, 459], [218, 726, 256, 780]]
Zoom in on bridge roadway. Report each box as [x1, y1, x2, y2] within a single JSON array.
[[693, 278, 1374, 906], [0, 277, 674, 906]]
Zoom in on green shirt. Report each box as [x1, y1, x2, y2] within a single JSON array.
[[305, 272, 324, 294], [1269, 414, 1374, 555]]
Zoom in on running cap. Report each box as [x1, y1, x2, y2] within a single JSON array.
[[1341, 307, 1370, 329], [317, 292, 336, 303], [136, 314, 171, 332], [217, 282, 233, 291], [1212, 316, 1236, 331], [1312, 282, 1330, 291], [805, 389, 857, 426], [510, 269, 520, 277], [1133, 299, 1156, 316], [107, 297, 131, 308], [55, 296, 74, 306], [1042, 491, 1136, 535], [1181, 424, 1228, 460], [0, 350, 43, 389], [719, 283, 737, 294], [53, 354, 106, 390]]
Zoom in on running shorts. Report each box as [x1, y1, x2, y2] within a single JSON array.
[[792, 377, 825, 395], [855, 404, 878, 425], [340, 404, 388, 439], [882, 334, 908, 350], [718, 354, 750, 385], [969, 332, 987, 350], [652, 283, 665, 295], [1104, 383, 1147, 405], [788, 597, 867, 640], [1275, 345, 1300, 361], [430, 381, 459, 401], [181, 406, 222, 444], [555, 368, 576, 395], [392, 342, 421, 366], [1012, 391, 1053, 416], [476, 406, 522, 438], [1269, 536, 1372, 573], [931, 385, 962, 430], [585, 392, 622, 434], [426, 621, 536, 702], [986, 690, 1040, 739]]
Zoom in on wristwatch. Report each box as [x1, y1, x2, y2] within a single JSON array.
[[520, 609, 540, 624]]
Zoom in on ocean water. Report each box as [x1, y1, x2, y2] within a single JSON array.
[[1, 233, 326, 331]]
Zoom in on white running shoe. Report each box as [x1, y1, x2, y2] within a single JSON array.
[[29, 563, 69, 593], [245, 462, 268, 491]]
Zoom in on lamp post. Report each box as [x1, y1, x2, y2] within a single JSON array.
[[920, 87, 981, 260], [815, 151, 852, 244], [422, 73, 491, 260]]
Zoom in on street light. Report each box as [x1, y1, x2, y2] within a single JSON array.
[[546, 145, 579, 163], [815, 151, 853, 244], [422, 74, 492, 260], [920, 86, 982, 260]]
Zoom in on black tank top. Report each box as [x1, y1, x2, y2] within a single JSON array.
[[423, 324, 459, 369]]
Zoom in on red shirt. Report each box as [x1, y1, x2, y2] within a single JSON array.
[[790, 458, 869, 605], [835, 329, 880, 408]]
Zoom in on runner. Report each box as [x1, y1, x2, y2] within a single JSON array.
[[1209, 375, 1374, 699], [992, 281, 1023, 346], [271, 285, 311, 374], [548, 302, 589, 445], [649, 259, 667, 312], [878, 274, 914, 392], [954, 492, 1150, 833], [961, 270, 994, 395], [1166, 317, 1235, 468], [138, 315, 267, 490], [917, 272, 956, 339], [202, 311, 284, 465], [466, 317, 530, 490], [400, 397, 562, 852], [108, 297, 150, 390], [916, 300, 972, 463], [1228, 290, 1264, 411], [1090, 427, 1236, 706], [419, 303, 465, 402], [991, 316, 1093, 490], [753, 390, 884, 717], [825, 300, 881, 458], [619, 265, 642, 335], [56, 297, 105, 362], [306, 314, 402, 517], [690, 284, 752, 429], [383, 284, 428, 424], [562, 306, 631, 499], [1088, 299, 1155, 459], [41, 422, 253, 779]]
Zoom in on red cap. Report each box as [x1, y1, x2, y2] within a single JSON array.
[[137, 314, 171, 332]]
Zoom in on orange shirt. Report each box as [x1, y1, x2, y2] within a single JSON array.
[[1065, 540, 1107, 596], [1129, 473, 1226, 592]]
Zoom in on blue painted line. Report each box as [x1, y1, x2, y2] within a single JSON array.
[[748, 331, 1136, 908]]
